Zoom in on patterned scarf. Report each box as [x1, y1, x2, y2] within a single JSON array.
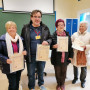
[[56, 30, 66, 63]]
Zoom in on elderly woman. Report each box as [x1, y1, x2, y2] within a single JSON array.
[[0, 21, 26, 90], [71, 21, 90, 88], [50, 19, 73, 90]]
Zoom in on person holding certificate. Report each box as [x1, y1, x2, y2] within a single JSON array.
[[0, 21, 26, 90], [21, 10, 52, 90], [71, 21, 90, 88], [50, 19, 73, 90]]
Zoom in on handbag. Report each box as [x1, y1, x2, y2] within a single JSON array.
[[77, 50, 87, 65]]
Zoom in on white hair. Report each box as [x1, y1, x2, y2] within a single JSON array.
[[79, 21, 88, 28]]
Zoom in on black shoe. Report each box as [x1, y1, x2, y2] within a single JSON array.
[[72, 79, 78, 84], [81, 82, 85, 88]]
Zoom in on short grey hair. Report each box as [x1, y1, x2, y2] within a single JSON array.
[[79, 21, 88, 28]]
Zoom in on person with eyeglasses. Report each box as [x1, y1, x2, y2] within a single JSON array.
[[21, 10, 52, 90], [50, 19, 73, 90]]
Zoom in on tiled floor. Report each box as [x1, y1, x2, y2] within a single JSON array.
[[0, 61, 90, 90]]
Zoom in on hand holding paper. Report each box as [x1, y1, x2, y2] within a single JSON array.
[[36, 44, 50, 61], [7, 59, 12, 64], [22, 50, 27, 55], [53, 44, 58, 49], [57, 36, 68, 52], [42, 41, 49, 45], [10, 53, 24, 73], [72, 38, 85, 51]]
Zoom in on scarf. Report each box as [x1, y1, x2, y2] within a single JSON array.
[[78, 30, 87, 35], [56, 30, 66, 63], [6, 33, 23, 57]]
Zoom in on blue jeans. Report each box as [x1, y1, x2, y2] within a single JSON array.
[[26, 56, 46, 89], [6, 70, 22, 90]]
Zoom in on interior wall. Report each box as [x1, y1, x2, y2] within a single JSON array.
[[55, 0, 74, 20], [55, 0, 90, 19], [1, 0, 90, 20], [0, 1, 55, 36], [72, 0, 90, 18]]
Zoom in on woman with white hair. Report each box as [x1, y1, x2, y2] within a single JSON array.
[[71, 21, 90, 88], [0, 21, 26, 90]]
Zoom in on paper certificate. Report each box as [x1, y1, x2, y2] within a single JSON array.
[[57, 36, 68, 52], [36, 44, 50, 61], [10, 53, 24, 73], [72, 38, 85, 51]]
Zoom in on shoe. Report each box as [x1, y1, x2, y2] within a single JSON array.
[[61, 85, 65, 90], [40, 85, 47, 90], [56, 85, 60, 90], [81, 82, 85, 88], [72, 79, 78, 84]]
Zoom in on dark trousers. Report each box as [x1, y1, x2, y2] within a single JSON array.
[[73, 65, 87, 83], [54, 64, 67, 86], [6, 70, 22, 90], [26, 56, 46, 89]]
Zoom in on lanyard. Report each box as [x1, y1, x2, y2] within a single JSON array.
[[34, 30, 40, 36]]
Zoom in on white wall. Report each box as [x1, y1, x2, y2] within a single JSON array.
[[55, 0, 90, 19], [55, 0, 74, 20]]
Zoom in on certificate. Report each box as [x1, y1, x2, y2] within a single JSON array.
[[36, 44, 50, 61], [72, 38, 85, 51], [57, 36, 68, 52], [10, 53, 24, 73]]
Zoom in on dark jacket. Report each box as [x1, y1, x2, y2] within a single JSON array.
[[0, 34, 23, 74], [21, 21, 52, 62], [51, 30, 73, 66]]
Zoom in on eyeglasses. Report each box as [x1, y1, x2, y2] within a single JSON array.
[[58, 24, 64, 26], [33, 16, 41, 19]]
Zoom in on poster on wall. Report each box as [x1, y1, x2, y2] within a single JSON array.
[[0, 0, 2, 8]]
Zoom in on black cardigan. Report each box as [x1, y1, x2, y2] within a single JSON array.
[[50, 30, 73, 66]]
